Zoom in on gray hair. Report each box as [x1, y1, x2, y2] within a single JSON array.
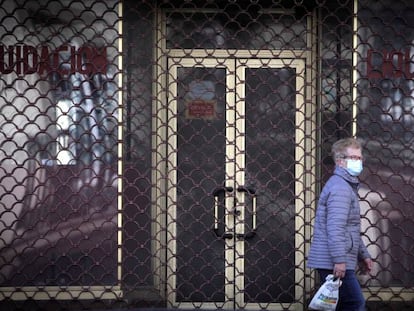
[[331, 137, 363, 161]]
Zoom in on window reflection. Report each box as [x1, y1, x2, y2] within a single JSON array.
[[166, 11, 307, 49]]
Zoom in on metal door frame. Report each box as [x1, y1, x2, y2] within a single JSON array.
[[166, 57, 235, 310], [234, 57, 306, 310], [164, 53, 311, 310]]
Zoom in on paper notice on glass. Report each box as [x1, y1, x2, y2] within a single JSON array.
[[185, 80, 217, 120]]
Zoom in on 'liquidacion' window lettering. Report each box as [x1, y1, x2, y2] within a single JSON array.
[[0, 44, 107, 76]]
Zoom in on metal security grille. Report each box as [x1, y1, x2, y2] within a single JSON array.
[[0, 0, 121, 309], [0, 0, 414, 310]]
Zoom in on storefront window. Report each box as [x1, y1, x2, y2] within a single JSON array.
[[357, 0, 414, 288], [166, 10, 307, 50], [0, 0, 120, 288]]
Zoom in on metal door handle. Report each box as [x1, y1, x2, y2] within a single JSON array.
[[212, 186, 233, 239], [237, 186, 257, 239]]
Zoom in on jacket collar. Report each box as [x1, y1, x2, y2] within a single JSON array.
[[334, 166, 359, 186]]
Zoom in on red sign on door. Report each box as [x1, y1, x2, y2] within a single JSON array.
[[186, 100, 217, 119]]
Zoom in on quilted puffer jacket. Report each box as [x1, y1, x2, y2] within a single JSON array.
[[307, 166, 371, 270]]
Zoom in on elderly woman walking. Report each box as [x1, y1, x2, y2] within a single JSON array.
[[307, 137, 373, 310]]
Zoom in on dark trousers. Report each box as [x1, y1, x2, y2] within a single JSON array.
[[318, 269, 366, 311]]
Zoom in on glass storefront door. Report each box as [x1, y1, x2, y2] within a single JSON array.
[[167, 56, 306, 310]]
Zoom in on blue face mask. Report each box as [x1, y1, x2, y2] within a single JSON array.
[[346, 159, 363, 176]]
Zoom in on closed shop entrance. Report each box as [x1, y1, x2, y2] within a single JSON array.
[[3, 1, 414, 310], [164, 54, 310, 309]]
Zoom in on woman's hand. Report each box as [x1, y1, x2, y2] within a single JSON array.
[[333, 263, 346, 279], [360, 258, 373, 274]]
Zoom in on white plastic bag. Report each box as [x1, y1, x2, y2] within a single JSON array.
[[309, 274, 342, 310]]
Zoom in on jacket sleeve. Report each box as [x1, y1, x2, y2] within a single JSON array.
[[358, 236, 371, 260], [325, 179, 352, 263]]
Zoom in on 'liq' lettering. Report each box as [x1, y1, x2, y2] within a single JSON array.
[[367, 49, 414, 79], [0, 44, 108, 76]]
